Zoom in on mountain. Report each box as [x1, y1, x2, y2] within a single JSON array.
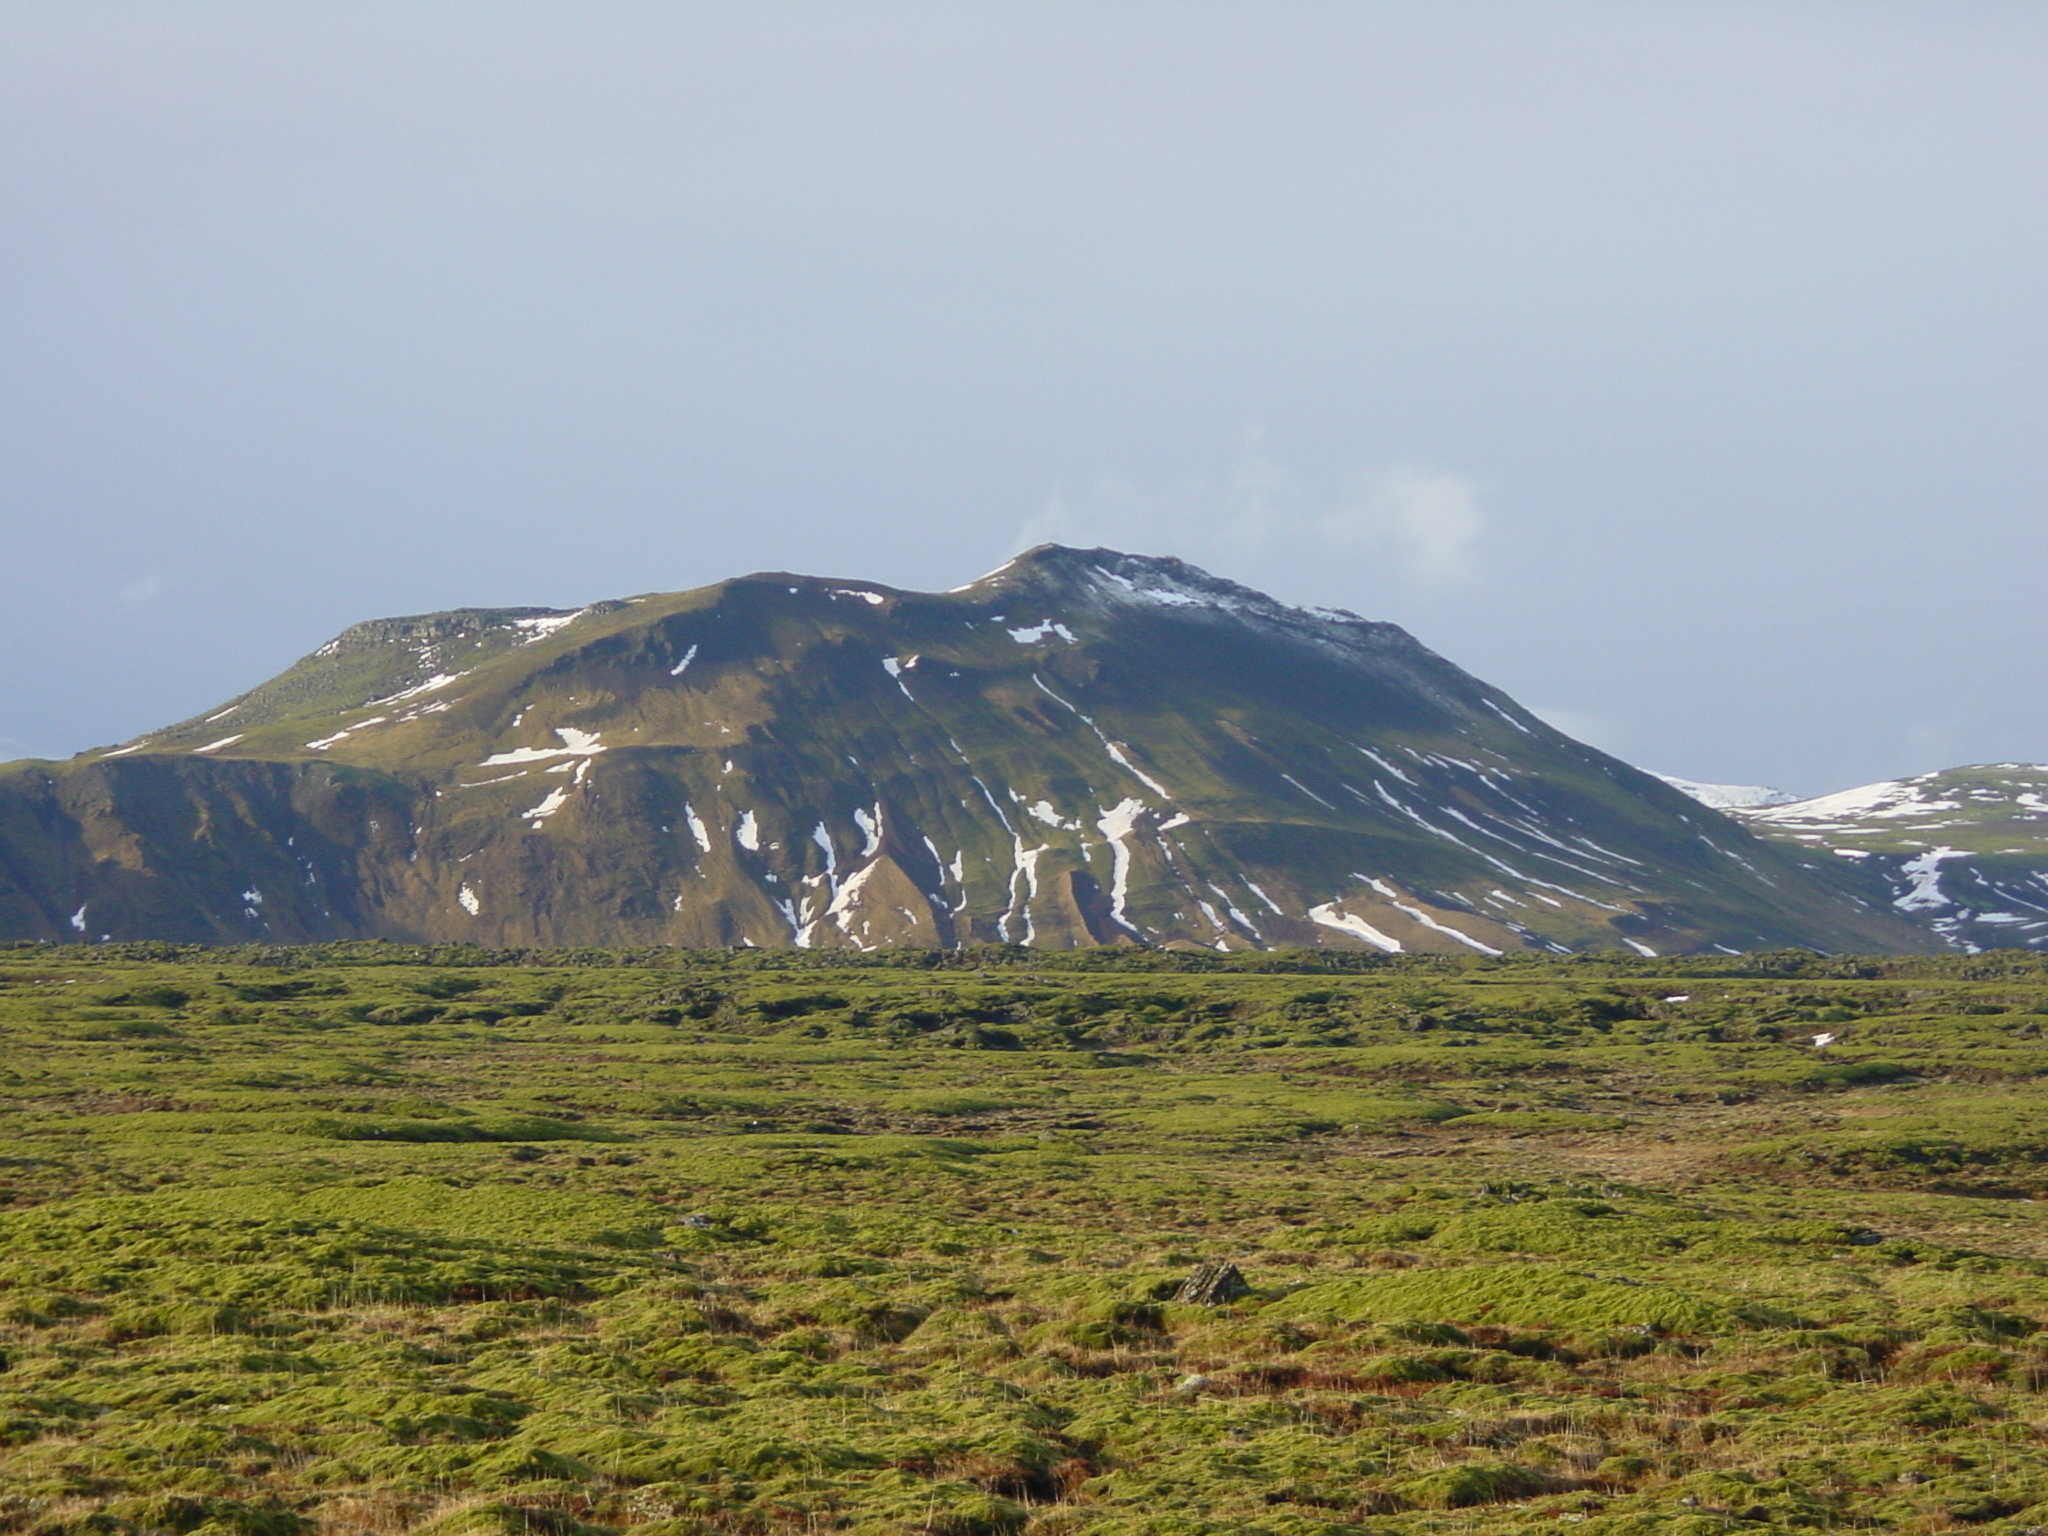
[[0, 546, 1934, 955], [1653, 774, 1799, 812], [1732, 765, 2048, 953]]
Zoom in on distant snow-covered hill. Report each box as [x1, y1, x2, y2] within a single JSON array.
[[1732, 765, 2048, 952], [1653, 774, 1799, 812]]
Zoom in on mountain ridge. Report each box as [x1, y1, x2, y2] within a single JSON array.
[[1, 546, 1935, 956]]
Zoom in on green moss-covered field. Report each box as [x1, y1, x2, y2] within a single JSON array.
[[6, 942, 2048, 1535]]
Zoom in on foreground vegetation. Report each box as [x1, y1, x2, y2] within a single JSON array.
[[5, 942, 2048, 1535]]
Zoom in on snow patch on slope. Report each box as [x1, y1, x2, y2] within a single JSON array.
[[1094, 798, 1149, 935], [1308, 903, 1402, 952], [369, 672, 468, 708], [683, 804, 712, 853], [1007, 620, 1077, 644], [1894, 847, 1968, 912], [306, 717, 388, 751], [509, 611, 584, 643], [481, 728, 606, 767], [1362, 876, 1503, 956], [853, 805, 883, 857], [521, 786, 570, 824]]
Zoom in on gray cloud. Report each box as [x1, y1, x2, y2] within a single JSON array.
[[1324, 468, 1486, 586]]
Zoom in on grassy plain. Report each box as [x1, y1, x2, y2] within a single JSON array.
[[4, 943, 2048, 1535]]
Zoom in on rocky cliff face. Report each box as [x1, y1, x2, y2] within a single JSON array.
[[0, 546, 1933, 954]]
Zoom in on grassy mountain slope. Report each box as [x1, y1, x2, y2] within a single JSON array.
[[0, 547, 1932, 954]]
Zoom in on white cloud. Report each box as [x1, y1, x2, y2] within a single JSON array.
[[1325, 466, 1485, 585], [115, 573, 165, 606], [1016, 446, 1486, 588]]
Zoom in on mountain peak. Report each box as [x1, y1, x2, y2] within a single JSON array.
[[962, 544, 1380, 632], [973, 542, 1232, 586]]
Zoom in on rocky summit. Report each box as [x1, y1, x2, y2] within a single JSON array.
[[0, 546, 1932, 954]]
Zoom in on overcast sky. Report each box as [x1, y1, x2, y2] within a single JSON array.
[[3, 1, 2042, 796]]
